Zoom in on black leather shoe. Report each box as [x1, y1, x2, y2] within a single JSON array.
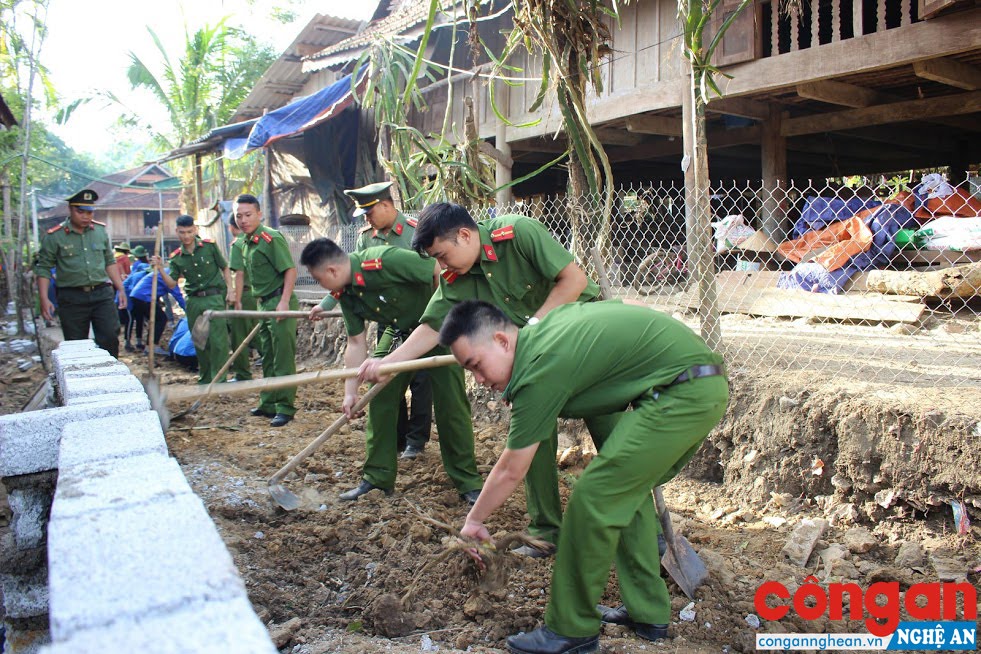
[[270, 413, 293, 427], [597, 604, 669, 641], [400, 444, 424, 459], [510, 542, 556, 559], [250, 407, 275, 418], [507, 626, 598, 654], [658, 533, 667, 557], [339, 480, 393, 501], [460, 489, 481, 505]]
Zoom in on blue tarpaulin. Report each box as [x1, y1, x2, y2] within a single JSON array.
[[246, 69, 367, 150]]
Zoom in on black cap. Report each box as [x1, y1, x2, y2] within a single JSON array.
[[66, 189, 98, 209], [344, 181, 393, 218]]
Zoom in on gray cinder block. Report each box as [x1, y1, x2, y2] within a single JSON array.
[[58, 411, 167, 469]]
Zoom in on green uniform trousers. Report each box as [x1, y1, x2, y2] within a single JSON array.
[[524, 425, 562, 544], [229, 291, 268, 381], [57, 285, 120, 357], [255, 293, 299, 416], [361, 346, 482, 494], [545, 375, 729, 637], [185, 294, 229, 384]]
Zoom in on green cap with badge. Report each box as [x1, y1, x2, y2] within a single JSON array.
[[345, 181, 393, 218], [132, 245, 148, 257], [66, 188, 98, 210], [114, 242, 131, 253]]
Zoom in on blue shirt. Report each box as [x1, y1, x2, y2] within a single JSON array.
[[130, 270, 186, 309]]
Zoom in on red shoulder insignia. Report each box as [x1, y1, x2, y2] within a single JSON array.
[[394, 222, 403, 236], [260, 231, 273, 243], [201, 238, 215, 244], [354, 272, 366, 287], [47, 224, 62, 234], [482, 244, 498, 262], [92, 220, 106, 226], [491, 226, 515, 242], [171, 248, 182, 258], [330, 290, 343, 300], [440, 269, 458, 284], [361, 258, 383, 271], [252, 235, 260, 244], [406, 217, 418, 228]]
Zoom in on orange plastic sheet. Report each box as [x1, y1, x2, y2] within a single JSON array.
[[914, 188, 981, 220], [777, 215, 874, 272]]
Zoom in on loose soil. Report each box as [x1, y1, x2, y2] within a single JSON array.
[[2, 314, 979, 654]]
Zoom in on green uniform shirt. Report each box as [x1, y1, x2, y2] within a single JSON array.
[[242, 225, 295, 298], [502, 301, 724, 450], [335, 246, 436, 337], [419, 215, 599, 330], [228, 233, 256, 299], [168, 237, 228, 294], [319, 213, 419, 311], [33, 220, 114, 286]]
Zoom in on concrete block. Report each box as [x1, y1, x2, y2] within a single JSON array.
[[8, 486, 53, 550], [0, 396, 151, 476], [48, 493, 246, 640], [51, 350, 113, 369], [53, 340, 97, 353], [60, 375, 145, 402], [66, 390, 149, 407], [0, 532, 45, 574], [3, 617, 50, 654], [53, 453, 191, 519], [59, 411, 167, 468], [41, 596, 276, 654], [56, 362, 132, 393], [1, 568, 48, 619]]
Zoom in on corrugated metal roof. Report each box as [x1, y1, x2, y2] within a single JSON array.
[[230, 14, 364, 122]]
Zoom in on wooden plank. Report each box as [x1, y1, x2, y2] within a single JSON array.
[[782, 90, 981, 136], [625, 114, 683, 136], [680, 271, 926, 322], [706, 96, 771, 120], [796, 80, 888, 107], [913, 57, 981, 90], [608, 125, 761, 162], [896, 248, 981, 266]]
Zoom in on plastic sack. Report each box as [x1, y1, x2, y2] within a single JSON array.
[[711, 214, 757, 252]]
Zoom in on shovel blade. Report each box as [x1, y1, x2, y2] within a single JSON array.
[[662, 533, 709, 599], [191, 314, 210, 350], [268, 483, 301, 511], [142, 374, 171, 432]]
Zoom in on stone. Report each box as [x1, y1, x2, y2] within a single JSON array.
[[0, 396, 151, 476], [816, 543, 849, 581], [47, 494, 246, 640], [2, 617, 50, 654], [463, 594, 493, 618], [0, 532, 45, 574], [66, 391, 149, 407], [778, 396, 799, 410], [1, 567, 48, 619], [52, 454, 193, 519], [41, 596, 276, 654], [61, 375, 145, 402], [58, 412, 167, 469], [842, 527, 877, 554], [781, 518, 829, 567], [558, 446, 582, 468], [8, 486, 53, 550], [893, 541, 925, 568], [56, 361, 131, 392], [269, 616, 303, 648], [699, 548, 736, 587]]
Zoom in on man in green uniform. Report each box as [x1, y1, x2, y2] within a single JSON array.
[[233, 193, 298, 428], [227, 214, 268, 381], [300, 238, 483, 503], [154, 215, 233, 385], [441, 300, 728, 654], [359, 202, 598, 555], [35, 189, 127, 357], [312, 181, 433, 460]]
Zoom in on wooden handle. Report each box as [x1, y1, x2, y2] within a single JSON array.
[[205, 309, 341, 320], [268, 380, 391, 485], [165, 354, 458, 403]]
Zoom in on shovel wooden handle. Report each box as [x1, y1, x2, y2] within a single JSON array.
[[165, 354, 458, 404], [204, 309, 341, 320], [268, 380, 391, 486]]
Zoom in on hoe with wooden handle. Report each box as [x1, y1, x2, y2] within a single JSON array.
[[190, 309, 341, 350], [268, 380, 391, 510], [147, 354, 458, 432], [591, 246, 708, 599]]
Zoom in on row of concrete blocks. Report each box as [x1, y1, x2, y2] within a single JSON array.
[[0, 339, 277, 653]]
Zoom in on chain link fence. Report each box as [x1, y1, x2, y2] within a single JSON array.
[[485, 176, 981, 392]]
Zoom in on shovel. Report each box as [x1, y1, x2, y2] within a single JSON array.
[[591, 246, 708, 598], [268, 380, 391, 510], [149, 354, 458, 431], [190, 309, 340, 350]]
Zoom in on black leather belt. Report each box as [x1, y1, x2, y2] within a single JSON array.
[[259, 287, 284, 303], [635, 364, 725, 404], [62, 283, 110, 292], [192, 288, 223, 297]]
